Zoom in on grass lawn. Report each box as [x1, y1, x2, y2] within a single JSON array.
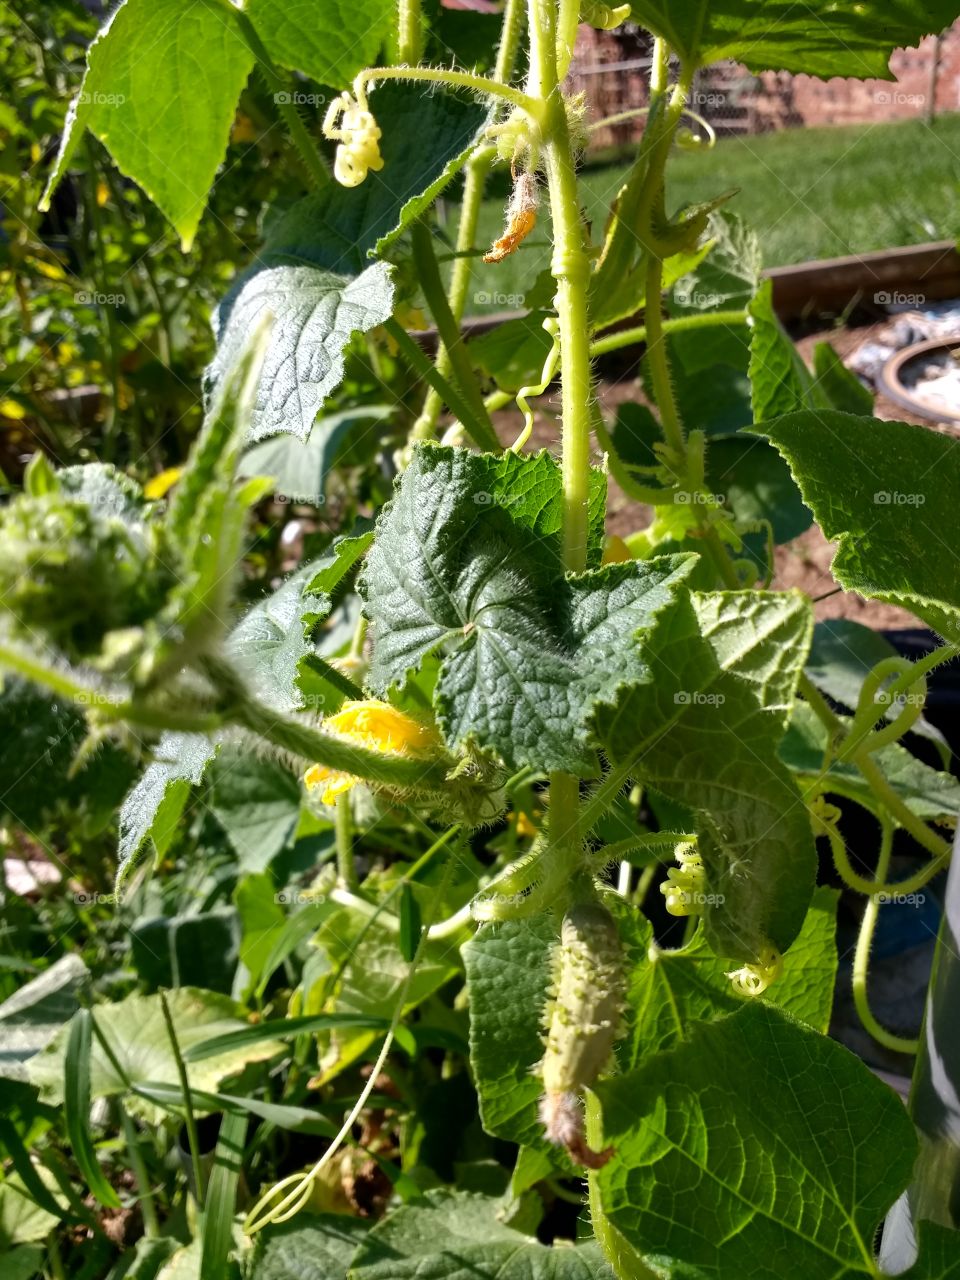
[[454, 115, 960, 314]]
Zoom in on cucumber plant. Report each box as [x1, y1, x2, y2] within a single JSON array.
[[4, 0, 960, 1276]]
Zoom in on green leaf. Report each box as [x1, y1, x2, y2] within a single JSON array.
[[246, 0, 393, 87], [0, 1175, 64, 1248], [748, 278, 814, 421], [756, 410, 960, 642], [226, 575, 317, 715], [29, 989, 285, 1124], [117, 732, 217, 889], [812, 342, 874, 416], [249, 1214, 369, 1280], [349, 1189, 614, 1278], [398, 885, 422, 964], [207, 261, 394, 443], [65, 1010, 121, 1208], [612, 886, 839, 1074], [462, 916, 556, 1150], [361, 444, 695, 773], [782, 702, 960, 823], [41, 0, 254, 249], [902, 1222, 960, 1278], [627, 0, 960, 78], [594, 1003, 918, 1277], [306, 529, 376, 602], [0, 954, 88, 1082], [237, 406, 393, 507], [262, 84, 491, 269], [704, 435, 813, 547], [598, 590, 816, 959], [209, 750, 302, 873], [130, 911, 239, 993]]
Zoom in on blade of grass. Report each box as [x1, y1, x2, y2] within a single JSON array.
[[200, 1110, 246, 1280], [159, 989, 205, 1209], [64, 1010, 121, 1209], [183, 1012, 397, 1062]]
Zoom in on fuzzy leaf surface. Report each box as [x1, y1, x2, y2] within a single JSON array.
[[598, 590, 815, 958], [207, 262, 394, 442], [361, 445, 695, 773], [757, 410, 960, 642]]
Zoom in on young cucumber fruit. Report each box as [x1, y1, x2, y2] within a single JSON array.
[[539, 900, 623, 1168]]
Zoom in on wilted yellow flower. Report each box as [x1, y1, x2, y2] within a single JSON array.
[[304, 700, 439, 805]]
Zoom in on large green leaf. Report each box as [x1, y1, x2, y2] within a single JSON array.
[[627, 0, 960, 78], [249, 1214, 369, 1280], [28, 988, 284, 1123], [598, 590, 815, 959], [462, 916, 556, 1150], [208, 749, 302, 873], [207, 261, 394, 443], [594, 1003, 918, 1278], [756, 411, 960, 642], [0, 955, 88, 1083], [225, 572, 318, 714], [246, 0, 393, 88], [237, 406, 393, 506], [41, 0, 254, 249], [349, 1190, 614, 1278], [361, 444, 695, 773], [262, 83, 491, 269]]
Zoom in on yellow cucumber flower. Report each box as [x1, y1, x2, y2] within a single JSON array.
[[304, 700, 439, 805], [660, 842, 704, 917]]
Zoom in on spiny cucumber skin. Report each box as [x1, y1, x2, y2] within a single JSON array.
[[541, 902, 623, 1097]]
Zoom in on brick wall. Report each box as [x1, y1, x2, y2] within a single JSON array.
[[570, 23, 960, 143]]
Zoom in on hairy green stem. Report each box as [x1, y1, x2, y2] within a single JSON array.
[[334, 793, 359, 890], [355, 66, 534, 113], [397, 0, 423, 64], [410, 221, 497, 445]]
